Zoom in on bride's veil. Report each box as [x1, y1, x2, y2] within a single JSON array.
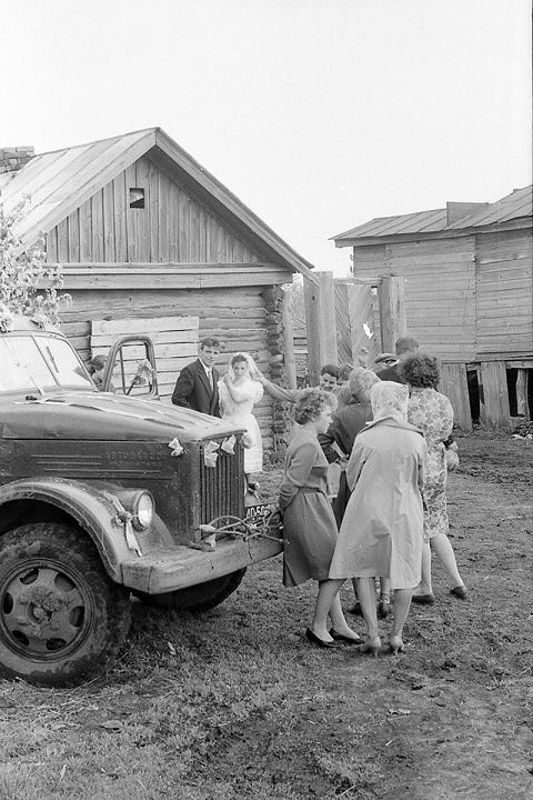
[[227, 351, 261, 381]]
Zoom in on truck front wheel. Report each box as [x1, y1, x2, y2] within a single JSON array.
[[136, 568, 247, 613], [0, 523, 131, 687]]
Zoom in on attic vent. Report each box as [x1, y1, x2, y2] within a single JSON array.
[[129, 188, 145, 209]]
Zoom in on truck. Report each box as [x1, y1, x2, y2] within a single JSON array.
[[0, 315, 282, 686]]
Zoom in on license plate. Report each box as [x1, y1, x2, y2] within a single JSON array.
[[244, 502, 276, 522]]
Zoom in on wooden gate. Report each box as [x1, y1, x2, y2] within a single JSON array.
[[303, 272, 406, 383], [301, 271, 473, 431]]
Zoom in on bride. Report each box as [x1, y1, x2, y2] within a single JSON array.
[[218, 352, 264, 478]]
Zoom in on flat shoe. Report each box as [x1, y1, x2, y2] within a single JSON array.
[[411, 593, 435, 605], [329, 629, 362, 645], [305, 627, 335, 648], [450, 585, 467, 599]]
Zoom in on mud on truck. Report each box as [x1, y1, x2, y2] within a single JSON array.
[[0, 316, 282, 686]]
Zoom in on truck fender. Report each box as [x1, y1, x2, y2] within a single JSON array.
[[0, 477, 137, 582]]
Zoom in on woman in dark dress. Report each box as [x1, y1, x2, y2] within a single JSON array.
[[279, 389, 361, 648]]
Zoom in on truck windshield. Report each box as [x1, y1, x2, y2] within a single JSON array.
[[0, 336, 94, 393]]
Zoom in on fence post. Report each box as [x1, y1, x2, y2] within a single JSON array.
[[304, 271, 337, 385], [281, 287, 297, 389], [379, 276, 406, 352]]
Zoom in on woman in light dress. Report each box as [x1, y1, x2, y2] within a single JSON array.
[[401, 353, 467, 603], [218, 352, 264, 479]]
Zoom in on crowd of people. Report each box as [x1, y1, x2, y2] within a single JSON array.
[[171, 335, 467, 655]]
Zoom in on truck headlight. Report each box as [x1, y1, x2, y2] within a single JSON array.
[[131, 491, 154, 531]]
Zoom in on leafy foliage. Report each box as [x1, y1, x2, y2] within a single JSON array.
[[0, 200, 70, 325]]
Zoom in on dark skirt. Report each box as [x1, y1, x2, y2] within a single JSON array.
[[282, 489, 338, 587], [331, 470, 352, 528]]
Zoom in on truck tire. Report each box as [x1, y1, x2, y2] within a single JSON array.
[[136, 567, 247, 613], [0, 523, 131, 687]]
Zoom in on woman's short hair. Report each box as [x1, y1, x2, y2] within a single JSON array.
[[400, 352, 440, 388], [294, 388, 337, 425], [88, 355, 106, 374], [320, 363, 341, 380], [349, 367, 380, 403]]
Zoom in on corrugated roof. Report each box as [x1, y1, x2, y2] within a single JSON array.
[[333, 208, 447, 240], [1, 127, 316, 279], [333, 185, 532, 242]]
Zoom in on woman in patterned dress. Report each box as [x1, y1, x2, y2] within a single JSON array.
[[279, 388, 361, 647], [401, 353, 467, 603]]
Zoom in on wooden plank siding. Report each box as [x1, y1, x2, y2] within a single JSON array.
[[60, 286, 277, 449], [480, 361, 512, 428], [475, 232, 533, 357], [439, 363, 473, 432], [352, 238, 477, 361], [46, 156, 264, 267]]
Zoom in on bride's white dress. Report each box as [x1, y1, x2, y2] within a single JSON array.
[[218, 378, 263, 473]]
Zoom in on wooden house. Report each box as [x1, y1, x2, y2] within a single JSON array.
[[0, 128, 316, 450], [332, 186, 533, 428]]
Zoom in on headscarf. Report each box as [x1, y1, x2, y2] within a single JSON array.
[[226, 352, 261, 382], [349, 368, 380, 404], [370, 380, 409, 424]]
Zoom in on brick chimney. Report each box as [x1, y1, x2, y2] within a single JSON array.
[[446, 201, 489, 226], [0, 146, 35, 174]]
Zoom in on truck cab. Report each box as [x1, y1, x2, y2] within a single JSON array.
[[0, 315, 282, 686]]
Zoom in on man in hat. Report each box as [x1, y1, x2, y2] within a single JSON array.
[[373, 352, 398, 375], [376, 336, 419, 383]]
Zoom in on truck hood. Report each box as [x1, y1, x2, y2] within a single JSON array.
[[0, 391, 243, 442]]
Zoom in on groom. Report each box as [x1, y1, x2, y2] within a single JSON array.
[[171, 337, 222, 417]]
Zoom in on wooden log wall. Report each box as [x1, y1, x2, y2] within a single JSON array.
[[60, 286, 281, 451]]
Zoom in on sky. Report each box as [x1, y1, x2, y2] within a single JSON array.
[[0, 0, 531, 276]]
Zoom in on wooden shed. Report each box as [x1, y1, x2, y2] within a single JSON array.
[[0, 128, 316, 450], [332, 186, 533, 429]]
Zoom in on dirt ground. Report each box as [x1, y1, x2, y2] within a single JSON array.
[[0, 432, 532, 799]]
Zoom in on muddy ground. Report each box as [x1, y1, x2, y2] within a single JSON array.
[[0, 432, 532, 799]]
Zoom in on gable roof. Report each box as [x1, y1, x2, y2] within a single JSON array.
[[332, 185, 532, 245], [0, 127, 316, 280]]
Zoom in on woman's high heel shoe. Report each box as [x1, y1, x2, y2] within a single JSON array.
[[358, 637, 381, 657], [389, 635, 405, 655]]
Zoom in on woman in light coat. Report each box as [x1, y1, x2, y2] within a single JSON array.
[[324, 382, 426, 655]]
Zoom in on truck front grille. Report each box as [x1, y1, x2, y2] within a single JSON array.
[[199, 439, 245, 524]]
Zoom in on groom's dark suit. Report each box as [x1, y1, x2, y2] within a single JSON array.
[[171, 358, 221, 417]]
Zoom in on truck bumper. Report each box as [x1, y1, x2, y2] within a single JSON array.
[[120, 534, 283, 594]]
